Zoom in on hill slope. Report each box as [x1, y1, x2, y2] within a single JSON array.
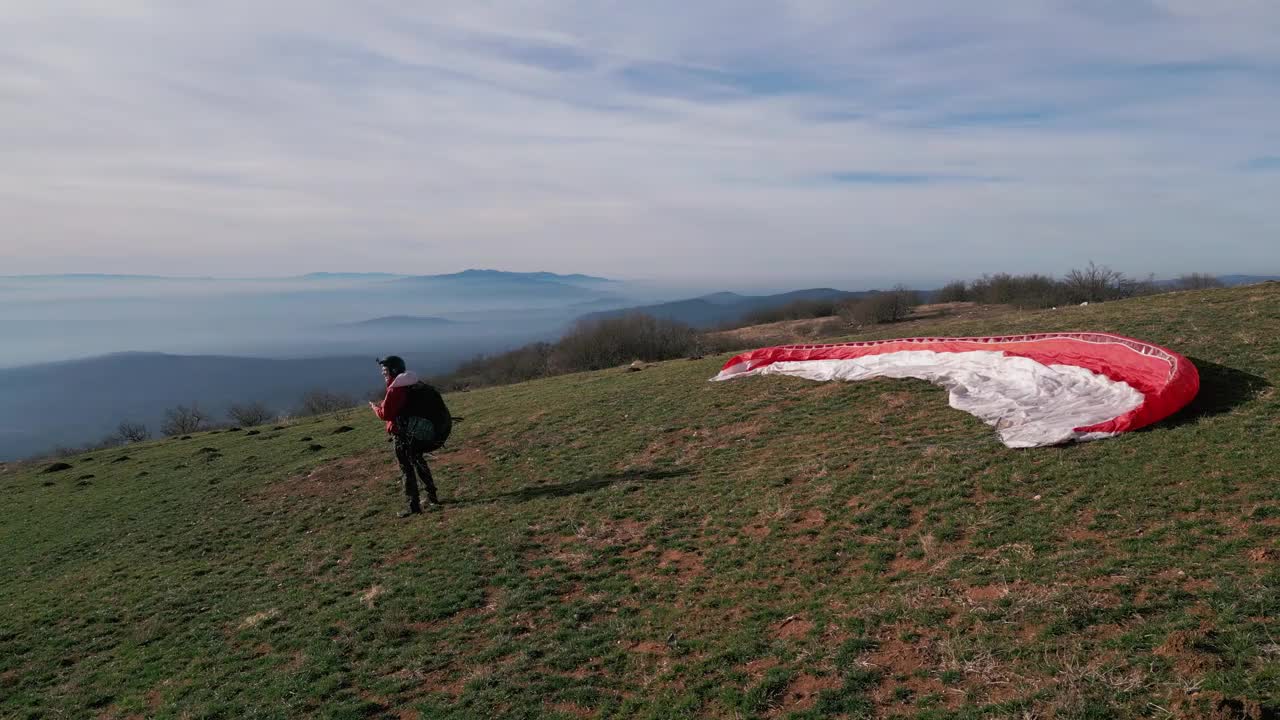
[[2, 285, 1277, 719], [581, 288, 867, 329], [0, 353, 383, 459]]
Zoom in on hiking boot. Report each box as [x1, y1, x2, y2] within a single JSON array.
[[397, 507, 421, 519], [423, 501, 443, 512]]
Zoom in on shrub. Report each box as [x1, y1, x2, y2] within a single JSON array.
[[89, 435, 124, 451], [549, 314, 699, 373], [838, 286, 918, 325], [227, 402, 273, 427], [1062, 261, 1130, 303], [935, 280, 969, 303], [739, 298, 842, 326], [438, 342, 554, 391], [1116, 273, 1159, 298], [115, 421, 150, 443], [160, 404, 209, 436], [1174, 273, 1223, 290], [969, 273, 1065, 308], [296, 390, 355, 417]]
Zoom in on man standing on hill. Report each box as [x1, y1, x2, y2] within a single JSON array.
[[370, 355, 441, 518]]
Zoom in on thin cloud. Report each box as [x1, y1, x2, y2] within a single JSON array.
[[0, 1, 1277, 285]]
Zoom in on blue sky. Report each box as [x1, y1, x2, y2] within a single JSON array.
[[1, 1, 1278, 288]]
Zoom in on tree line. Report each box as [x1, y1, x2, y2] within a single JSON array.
[[48, 389, 370, 457], [431, 265, 1229, 392], [934, 265, 1224, 308], [428, 286, 923, 392]]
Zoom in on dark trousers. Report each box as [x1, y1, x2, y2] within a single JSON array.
[[393, 434, 438, 509]]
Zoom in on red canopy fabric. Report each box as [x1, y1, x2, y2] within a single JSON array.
[[713, 332, 1199, 447]]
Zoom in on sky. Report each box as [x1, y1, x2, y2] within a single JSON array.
[[2, 1, 1278, 288]]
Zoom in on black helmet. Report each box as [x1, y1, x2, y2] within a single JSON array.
[[377, 355, 406, 374]]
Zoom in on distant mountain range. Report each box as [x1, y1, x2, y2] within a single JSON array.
[[579, 288, 868, 329], [300, 269, 617, 286], [299, 272, 401, 280], [1215, 275, 1280, 287], [0, 273, 216, 281], [388, 269, 620, 303], [336, 315, 459, 328], [414, 269, 613, 284]]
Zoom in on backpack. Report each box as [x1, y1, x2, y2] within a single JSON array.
[[404, 382, 452, 451]]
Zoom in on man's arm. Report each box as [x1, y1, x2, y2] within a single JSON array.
[[374, 387, 407, 422]]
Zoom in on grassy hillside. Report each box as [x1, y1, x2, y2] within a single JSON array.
[[2, 284, 1277, 720]]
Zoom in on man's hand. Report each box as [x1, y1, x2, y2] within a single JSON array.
[[368, 401, 379, 410]]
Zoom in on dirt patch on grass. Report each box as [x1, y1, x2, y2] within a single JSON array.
[[865, 633, 929, 676], [435, 446, 490, 472], [794, 508, 826, 530], [626, 435, 691, 468], [1246, 547, 1274, 564], [404, 604, 491, 634], [865, 633, 957, 711], [359, 585, 386, 607], [889, 553, 929, 575], [577, 518, 648, 547], [629, 640, 670, 656], [1066, 509, 1108, 542], [963, 584, 1010, 603], [417, 668, 468, 697], [1171, 690, 1279, 720], [741, 657, 780, 679], [773, 616, 814, 640], [1155, 626, 1223, 677], [237, 608, 279, 630], [256, 452, 386, 502], [768, 673, 842, 716], [657, 549, 704, 579], [626, 420, 766, 470], [144, 687, 165, 709], [546, 701, 594, 718], [385, 547, 418, 566]]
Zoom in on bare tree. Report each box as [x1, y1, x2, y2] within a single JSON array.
[[1063, 261, 1127, 303], [227, 401, 273, 427], [1175, 273, 1223, 290], [161, 404, 208, 436], [297, 389, 355, 417], [935, 280, 969, 303], [90, 434, 124, 450], [1121, 272, 1161, 298], [888, 284, 920, 320], [839, 286, 919, 326], [968, 273, 1064, 308], [116, 421, 150, 443]]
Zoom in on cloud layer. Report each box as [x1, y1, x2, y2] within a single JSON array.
[[2, 1, 1278, 286]]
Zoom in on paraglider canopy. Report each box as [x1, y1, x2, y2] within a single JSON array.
[[712, 332, 1199, 448]]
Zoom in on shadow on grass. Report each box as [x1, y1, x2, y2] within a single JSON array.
[[1154, 357, 1271, 430], [448, 465, 694, 506]]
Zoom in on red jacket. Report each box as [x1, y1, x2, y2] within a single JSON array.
[[372, 371, 419, 433]]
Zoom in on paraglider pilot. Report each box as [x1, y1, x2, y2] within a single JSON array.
[[370, 355, 440, 517]]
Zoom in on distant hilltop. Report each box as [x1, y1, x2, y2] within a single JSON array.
[[335, 315, 459, 328], [393, 269, 615, 284], [0, 269, 616, 283]]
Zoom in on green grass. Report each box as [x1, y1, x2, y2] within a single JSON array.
[[2, 284, 1278, 719]]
